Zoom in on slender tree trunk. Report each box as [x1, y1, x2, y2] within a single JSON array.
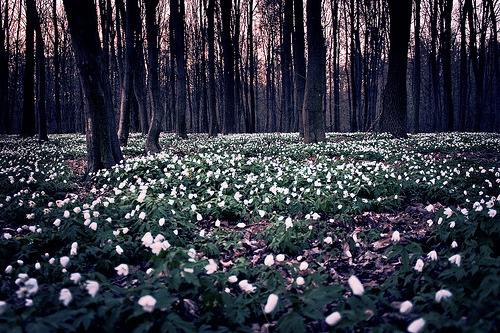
[[171, 0, 187, 138], [303, 0, 326, 143], [442, 0, 454, 131], [63, 0, 123, 177], [145, 0, 163, 153], [458, 1, 468, 132], [133, 35, 148, 134], [380, 0, 412, 138], [248, 0, 256, 133], [281, 0, 294, 132], [413, 0, 421, 133], [430, 0, 441, 131], [331, 0, 340, 132], [293, 0, 306, 135], [21, 0, 36, 137], [0, 1, 7, 134], [486, 0, 499, 132], [206, 0, 219, 136], [32, 0, 48, 142], [52, 0, 61, 133], [221, 0, 236, 134]]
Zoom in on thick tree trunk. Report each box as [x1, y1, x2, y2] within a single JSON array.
[[145, 0, 163, 153], [63, 0, 123, 177], [293, 0, 306, 135], [303, 0, 326, 143], [221, 0, 236, 134], [21, 0, 36, 137], [380, 0, 411, 138], [206, 0, 219, 137]]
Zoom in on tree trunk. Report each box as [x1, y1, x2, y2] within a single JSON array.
[[380, 0, 411, 138], [145, 0, 163, 153], [206, 0, 219, 136], [293, 0, 306, 135], [117, 0, 137, 146], [21, 0, 36, 137], [172, 0, 188, 139], [281, 0, 293, 132], [52, 0, 62, 133], [221, 0, 236, 134], [413, 0, 421, 133], [486, 0, 500, 132], [248, 0, 256, 133], [63, 0, 123, 177], [458, 1, 468, 132], [442, 0, 454, 131], [0, 1, 8, 134], [32, 0, 48, 142], [133, 29, 149, 134], [303, 0, 326, 143]]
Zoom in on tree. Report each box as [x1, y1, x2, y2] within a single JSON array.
[[379, 0, 412, 138], [206, 0, 219, 136], [0, 1, 8, 134], [442, 0, 454, 131], [117, 0, 138, 146], [145, 0, 163, 153], [221, 0, 236, 134], [293, 0, 306, 135], [172, 0, 187, 139], [63, 0, 123, 176], [413, 0, 421, 133], [53, 0, 62, 133], [302, 0, 326, 143], [281, 0, 294, 132], [21, 0, 36, 137]]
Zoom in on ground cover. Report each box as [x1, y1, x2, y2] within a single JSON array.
[[0, 132, 499, 332]]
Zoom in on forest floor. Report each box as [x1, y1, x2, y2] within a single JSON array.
[[0, 132, 499, 332]]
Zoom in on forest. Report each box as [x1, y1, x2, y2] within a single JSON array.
[[0, 0, 499, 332]]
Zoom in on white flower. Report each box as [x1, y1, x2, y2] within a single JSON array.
[[25, 299, 33, 307], [299, 262, 308, 270], [449, 221, 455, 228], [115, 263, 129, 276], [70, 242, 78, 256], [60, 256, 70, 268], [228, 275, 238, 283], [237, 222, 246, 228], [89, 222, 98, 231], [138, 212, 146, 220], [414, 259, 424, 272], [86, 280, 99, 298], [325, 311, 342, 326], [63, 210, 70, 218], [451, 241, 458, 248], [258, 210, 266, 218], [488, 209, 497, 218], [443, 207, 453, 218], [0, 301, 7, 315], [448, 254, 461, 267], [426, 219, 433, 227], [138, 295, 156, 313], [399, 300, 413, 314], [5, 265, 12, 274], [296, 276, 305, 286], [324, 236, 333, 244], [122, 227, 129, 234], [312, 213, 320, 220], [73, 207, 81, 214], [59, 288, 72, 306], [276, 254, 285, 262], [427, 250, 438, 261], [70, 273, 82, 284], [407, 317, 426, 333], [263, 293, 279, 314], [35, 262, 41, 270], [141, 232, 154, 246], [264, 254, 275, 266], [425, 204, 434, 212], [26, 213, 35, 220], [196, 213, 203, 221], [116, 245, 124, 255], [391, 231, 400, 242], [285, 217, 293, 229], [24, 278, 39, 296], [205, 259, 218, 274], [348, 275, 364, 296], [239, 280, 256, 293], [435, 289, 453, 302], [158, 218, 165, 226], [199, 229, 206, 237]]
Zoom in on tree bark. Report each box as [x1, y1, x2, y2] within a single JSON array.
[[172, 0, 188, 139], [206, 0, 219, 136], [63, 0, 123, 177], [52, 0, 62, 133], [145, 0, 163, 153], [442, 0, 454, 131], [303, 0, 326, 143], [293, 0, 306, 135], [221, 0, 236, 134], [32, 0, 48, 142], [413, 0, 421, 133], [0, 1, 8, 134], [21, 0, 36, 137], [248, 0, 256, 133], [281, 0, 294, 132], [380, 0, 411, 138]]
